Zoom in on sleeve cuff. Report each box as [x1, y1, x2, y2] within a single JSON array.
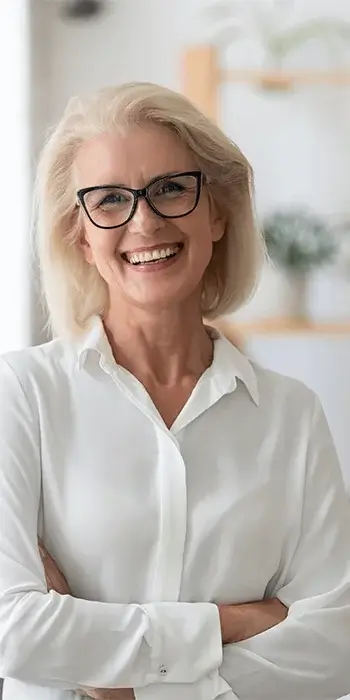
[[134, 672, 235, 700], [141, 602, 223, 685]]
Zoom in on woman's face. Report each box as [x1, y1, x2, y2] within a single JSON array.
[[75, 123, 224, 313]]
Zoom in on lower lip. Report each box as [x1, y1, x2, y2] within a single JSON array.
[[123, 248, 183, 273]]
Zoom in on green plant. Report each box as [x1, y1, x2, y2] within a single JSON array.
[[263, 209, 337, 273], [203, 2, 350, 69], [265, 19, 350, 67], [333, 219, 350, 277]]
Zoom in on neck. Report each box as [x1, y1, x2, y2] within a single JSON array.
[[103, 298, 213, 386]]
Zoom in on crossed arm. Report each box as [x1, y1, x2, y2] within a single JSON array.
[[1, 358, 350, 699], [38, 538, 287, 700]]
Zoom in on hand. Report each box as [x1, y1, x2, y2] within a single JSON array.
[[218, 598, 288, 645], [37, 540, 135, 700], [78, 690, 134, 700], [38, 538, 70, 594]]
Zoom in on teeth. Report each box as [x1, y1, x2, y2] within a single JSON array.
[[126, 245, 180, 265]]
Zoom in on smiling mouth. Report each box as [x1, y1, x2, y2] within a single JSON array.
[[121, 243, 184, 266]]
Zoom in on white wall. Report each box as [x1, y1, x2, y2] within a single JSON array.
[[0, 0, 31, 353], [44, 0, 200, 124], [29, 0, 57, 345]]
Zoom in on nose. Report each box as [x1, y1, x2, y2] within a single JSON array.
[[127, 196, 165, 235]]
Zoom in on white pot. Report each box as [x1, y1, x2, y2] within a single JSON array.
[[282, 272, 309, 321], [307, 269, 350, 323], [234, 265, 309, 322]]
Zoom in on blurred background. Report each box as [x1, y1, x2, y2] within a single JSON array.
[[2, 0, 350, 491]]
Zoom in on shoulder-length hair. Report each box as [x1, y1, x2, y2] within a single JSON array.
[[35, 82, 265, 337]]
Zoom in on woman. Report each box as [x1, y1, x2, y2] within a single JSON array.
[[0, 82, 349, 700]]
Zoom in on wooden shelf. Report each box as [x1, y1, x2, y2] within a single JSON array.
[[182, 46, 350, 119], [182, 45, 218, 120], [222, 68, 350, 89], [218, 318, 350, 337]]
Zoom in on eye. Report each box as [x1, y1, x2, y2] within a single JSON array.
[[152, 179, 188, 199], [97, 191, 129, 209], [160, 181, 184, 194]]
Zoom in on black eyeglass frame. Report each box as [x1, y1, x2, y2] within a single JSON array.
[[76, 170, 203, 230]]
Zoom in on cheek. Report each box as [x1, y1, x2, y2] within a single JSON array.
[[83, 226, 120, 265], [187, 201, 216, 247], [184, 222, 215, 278], [187, 215, 216, 255]]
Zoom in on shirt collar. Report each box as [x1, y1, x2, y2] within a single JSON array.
[[76, 315, 115, 371], [206, 325, 259, 406], [76, 315, 259, 406]]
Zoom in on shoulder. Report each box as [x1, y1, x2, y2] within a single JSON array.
[[253, 361, 315, 405], [0, 338, 77, 399], [215, 331, 318, 420], [252, 360, 319, 420]]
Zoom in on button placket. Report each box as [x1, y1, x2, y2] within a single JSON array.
[[151, 430, 187, 602]]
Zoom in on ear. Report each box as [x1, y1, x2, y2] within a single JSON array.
[[79, 231, 95, 266], [209, 196, 225, 243], [212, 216, 225, 243]]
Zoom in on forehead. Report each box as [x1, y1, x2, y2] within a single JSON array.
[[74, 123, 196, 188]]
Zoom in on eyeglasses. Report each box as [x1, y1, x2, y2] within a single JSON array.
[[76, 170, 203, 229]]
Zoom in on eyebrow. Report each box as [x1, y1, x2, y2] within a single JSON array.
[[92, 170, 193, 189]]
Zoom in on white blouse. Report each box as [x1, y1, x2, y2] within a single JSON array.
[[0, 315, 350, 700]]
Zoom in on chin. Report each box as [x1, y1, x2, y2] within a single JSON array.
[[128, 284, 200, 311], [129, 294, 183, 311]]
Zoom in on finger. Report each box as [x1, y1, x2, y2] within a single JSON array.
[[45, 572, 69, 594], [46, 580, 69, 595], [38, 543, 49, 561], [80, 690, 100, 699], [38, 541, 59, 569], [39, 554, 70, 594], [41, 558, 58, 580], [37, 541, 71, 594], [39, 548, 61, 577]]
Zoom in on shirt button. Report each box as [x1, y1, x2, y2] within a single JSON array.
[[159, 665, 167, 676]]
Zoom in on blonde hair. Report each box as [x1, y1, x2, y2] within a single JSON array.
[[35, 82, 265, 337]]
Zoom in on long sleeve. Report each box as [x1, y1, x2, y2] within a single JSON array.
[[0, 357, 222, 690], [220, 395, 350, 700]]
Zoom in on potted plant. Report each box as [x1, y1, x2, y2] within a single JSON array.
[[202, 1, 350, 91], [306, 218, 350, 322], [263, 208, 337, 320]]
